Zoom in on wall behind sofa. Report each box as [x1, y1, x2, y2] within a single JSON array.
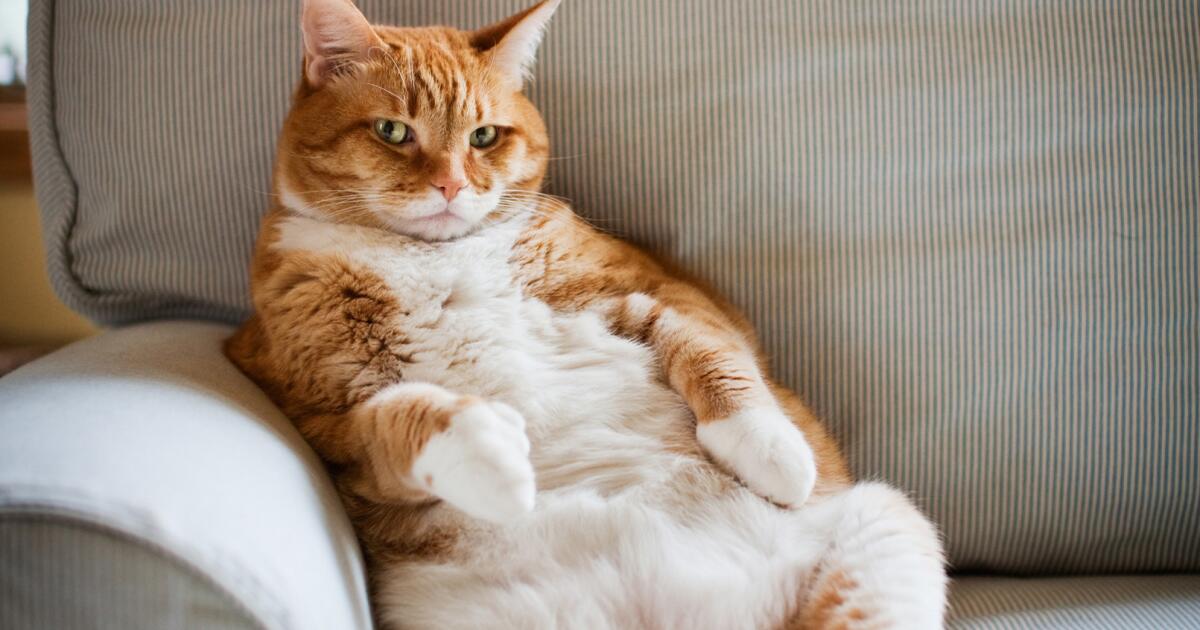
[[0, 182, 96, 346]]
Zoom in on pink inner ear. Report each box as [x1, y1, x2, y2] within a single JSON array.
[[301, 0, 381, 86], [472, 0, 562, 88], [305, 56, 333, 86]]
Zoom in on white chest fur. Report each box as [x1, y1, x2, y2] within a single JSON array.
[[272, 215, 689, 480]]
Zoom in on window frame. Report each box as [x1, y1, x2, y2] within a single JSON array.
[[0, 84, 30, 183]]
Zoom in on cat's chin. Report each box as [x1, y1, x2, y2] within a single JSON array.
[[385, 210, 479, 242]]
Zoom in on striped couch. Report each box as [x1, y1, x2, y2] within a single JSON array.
[[2, 0, 1197, 628]]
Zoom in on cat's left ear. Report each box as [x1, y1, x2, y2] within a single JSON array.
[[470, 0, 562, 91]]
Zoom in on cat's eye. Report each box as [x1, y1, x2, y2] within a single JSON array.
[[469, 125, 499, 148], [374, 119, 412, 145]]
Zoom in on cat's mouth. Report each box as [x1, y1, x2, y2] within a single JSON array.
[[411, 209, 461, 225]]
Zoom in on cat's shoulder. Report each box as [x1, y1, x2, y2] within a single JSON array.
[[509, 201, 679, 310]]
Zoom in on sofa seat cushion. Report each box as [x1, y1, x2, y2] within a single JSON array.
[[0, 322, 371, 630], [948, 575, 1200, 629]]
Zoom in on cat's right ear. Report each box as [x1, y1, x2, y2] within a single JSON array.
[[301, 0, 383, 88], [470, 0, 562, 91]]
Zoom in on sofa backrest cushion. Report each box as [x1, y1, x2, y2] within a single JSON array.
[[29, 0, 1199, 574]]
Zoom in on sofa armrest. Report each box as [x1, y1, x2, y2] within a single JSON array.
[[0, 321, 371, 630]]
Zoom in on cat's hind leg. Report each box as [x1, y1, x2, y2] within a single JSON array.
[[787, 483, 947, 629]]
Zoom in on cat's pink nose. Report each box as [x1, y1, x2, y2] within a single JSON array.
[[431, 176, 467, 202]]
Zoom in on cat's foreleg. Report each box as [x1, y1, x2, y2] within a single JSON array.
[[604, 292, 818, 507], [301, 382, 536, 523]]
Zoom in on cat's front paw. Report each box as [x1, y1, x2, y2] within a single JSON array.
[[411, 400, 535, 524], [697, 405, 817, 508]]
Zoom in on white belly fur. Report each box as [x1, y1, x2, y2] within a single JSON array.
[[274, 215, 836, 629]]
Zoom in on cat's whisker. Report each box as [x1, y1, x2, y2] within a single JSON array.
[[239, 184, 279, 198], [304, 193, 375, 205], [302, 198, 381, 217], [307, 195, 384, 206], [294, 188, 388, 195], [500, 189, 571, 201], [382, 50, 415, 89], [487, 201, 613, 233], [313, 206, 386, 217], [500, 198, 576, 214], [281, 151, 331, 162], [366, 82, 406, 103], [494, 194, 608, 223]]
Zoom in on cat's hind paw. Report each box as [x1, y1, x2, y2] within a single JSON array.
[[411, 400, 535, 524], [697, 405, 817, 508]]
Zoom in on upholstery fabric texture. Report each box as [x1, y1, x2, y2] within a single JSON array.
[[27, 0, 1200, 573], [947, 575, 1200, 629], [0, 322, 371, 630], [0, 516, 261, 630]]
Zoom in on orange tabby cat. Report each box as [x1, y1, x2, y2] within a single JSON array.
[[227, 1, 947, 627]]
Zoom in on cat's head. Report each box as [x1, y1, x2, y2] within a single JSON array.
[[275, 0, 559, 241]]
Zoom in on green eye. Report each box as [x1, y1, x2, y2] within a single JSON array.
[[373, 119, 411, 144], [469, 125, 499, 148]]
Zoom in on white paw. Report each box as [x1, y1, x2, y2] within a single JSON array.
[[697, 405, 817, 508], [411, 401, 535, 524]]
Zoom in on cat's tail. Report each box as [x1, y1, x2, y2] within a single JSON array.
[[786, 482, 948, 629]]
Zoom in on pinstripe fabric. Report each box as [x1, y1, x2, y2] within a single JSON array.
[[28, 0, 296, 322], [0, 515, 261, 629], [948, 575, 1200, 629], [27, 1, 1199, 573]]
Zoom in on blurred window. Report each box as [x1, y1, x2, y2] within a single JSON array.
[[0, 1, 27, 181], [0, 1, 26, 87]]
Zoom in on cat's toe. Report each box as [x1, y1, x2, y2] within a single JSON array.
[[488, 401, 531, 454], [411, 401, 536, 523], [696, 405, 817, 508]]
